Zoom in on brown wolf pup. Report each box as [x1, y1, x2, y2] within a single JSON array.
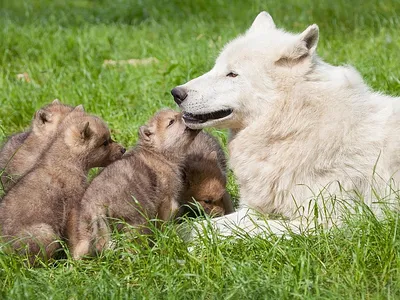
[[0, 100, 76, 192], [71, 109, 199, 259], [0, 108, 125, 264], [179, 131, 234, 217]]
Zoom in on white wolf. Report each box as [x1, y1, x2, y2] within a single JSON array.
[[172, 12, 400, 237]]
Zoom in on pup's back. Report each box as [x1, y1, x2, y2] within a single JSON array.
[[72, 150, 167, 258], [0, 132, 30, 167], [0, 100, 75, 191], [180, 131, 234, 217]]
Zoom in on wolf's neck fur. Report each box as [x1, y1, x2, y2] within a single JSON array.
[[232, 59, 393, 142]]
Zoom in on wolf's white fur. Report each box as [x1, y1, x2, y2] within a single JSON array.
[[176, 12, 400, 236]]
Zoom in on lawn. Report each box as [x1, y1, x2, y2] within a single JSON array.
[[1, 0, 400, 298]]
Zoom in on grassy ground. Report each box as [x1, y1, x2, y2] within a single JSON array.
[[1, 0, 400, 298]]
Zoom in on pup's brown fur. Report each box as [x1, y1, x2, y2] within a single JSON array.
[[0, 100, 76, 192], [179, 132, 234, 217], [0, 109, 125, 263], [72, 109, 199, 259]]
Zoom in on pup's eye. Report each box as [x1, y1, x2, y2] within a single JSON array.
[[103, 140, 109, 146], [204, 200, 212, 204], [226, 72, 238, 78], [167, 119, 175, 128]]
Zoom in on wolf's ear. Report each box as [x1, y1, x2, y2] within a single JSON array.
[[52, 99, 61, 105], [74, 104, 85, 112], [277, 24, 319, 64], [138, 125, 153, 142], [34, 109, 52, 125], [299, 24, 319, 53], [80, 122, 91, 140], [248, 11, 276, 34]]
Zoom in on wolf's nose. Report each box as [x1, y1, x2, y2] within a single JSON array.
[[171, 87, 188, 105], [121, 148, 126, 154]]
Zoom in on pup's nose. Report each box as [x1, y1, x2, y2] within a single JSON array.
[[171, 87, 188, 105], [121, 148, 126, 154]]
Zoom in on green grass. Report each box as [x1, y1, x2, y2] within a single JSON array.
[[1, 0, 400, 298]]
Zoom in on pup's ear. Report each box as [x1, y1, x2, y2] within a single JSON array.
[[80, 122, 91, 140], [222, 192, 235, 214], [181, 166, 188, 184], [52, 99, 61, 105], [138, 125, 153, 142], [248, 11, 276, 34], [207, 151, 218, 161], [277, 24, 319, 64], [74, 104, 85, 112], [34, 109, 52, 125]]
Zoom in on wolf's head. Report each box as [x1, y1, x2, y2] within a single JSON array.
[[172, 12, 319, 130]]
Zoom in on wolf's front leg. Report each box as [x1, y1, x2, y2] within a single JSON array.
[[187, 207, 306, 240]]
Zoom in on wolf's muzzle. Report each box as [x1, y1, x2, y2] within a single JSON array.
[[171, 87, 188, 105]]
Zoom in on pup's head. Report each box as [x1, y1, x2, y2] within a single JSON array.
[[138, 109, 199, 155], [63, 110, 126, 168], [172, 12, 319, 130], [182, 152, 227, 217], [31, 99, 77, 136]]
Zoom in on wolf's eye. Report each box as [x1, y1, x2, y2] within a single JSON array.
[[103, 140, 109, 146], [204, 200, 212, 204], [167, 119, 175, 128], [226, 72, 238, 78]]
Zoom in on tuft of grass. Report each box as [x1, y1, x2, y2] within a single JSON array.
[[0, 0, 400, 298]]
